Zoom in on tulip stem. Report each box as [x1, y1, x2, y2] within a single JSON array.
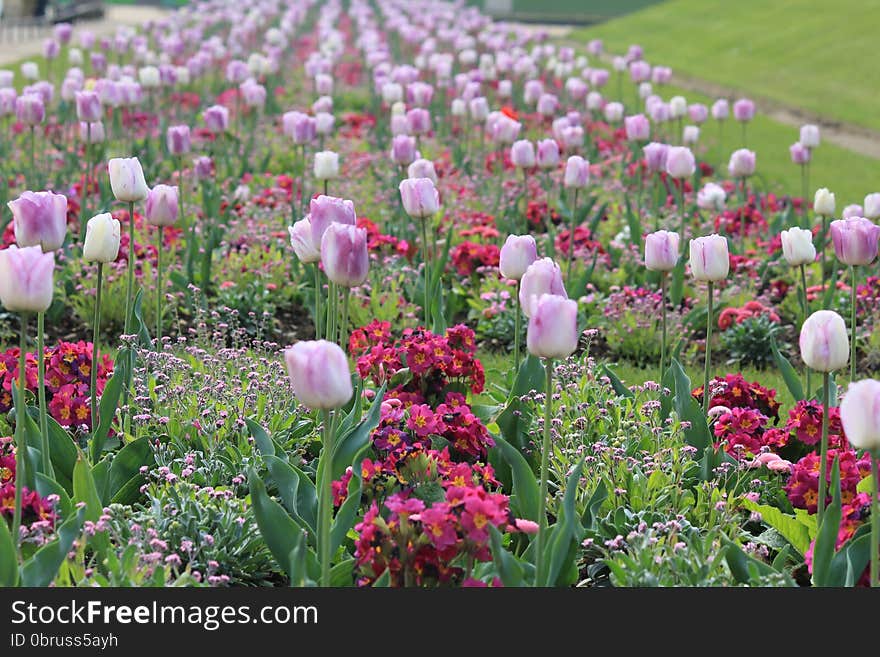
[[703, 281, 714, 413], [319, 408, 334, 587], [421, 216, 431, 326], [323, 180, 328, 197], [799, 263, 811, 396], [820, 215, 828, 308], [818, 371, 830, 527], [850, 264, 857, 382], [327, 282, 337, 344], [29, 125, 36, 188], [513, 281, 521, 372], [870, 451, 879, 587], [313, 263, 323, 339], [660, 271, 667, 381], [90, 263, 103, 463], [534, 357, 554, 587], [800, 162, 808, 224], [12, 313, 28, 555], [676, 181, 686, 252], [124, 201, 135, 336], [36, 312, 51, 478], [340, 288, 350, 352], [156, 225, 164, 351], [566, 188, 579, 285]]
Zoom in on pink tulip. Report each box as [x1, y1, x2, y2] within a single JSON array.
[[800, 310, 848, 372], [643, 142, 668, 173], [665, 146, 695, 179], [790, 142, 810, 165], [289, 217, 320, 264], [283, 111, 317, 144], [499, 235, 538, 281], [563, 156, 590, 189], [79, 121, 105, 144], [321, 223, 369, 288], [733, 98, 755, 122], [75, 90, 101, 122], [536, 139, 560, 170], [510, 140, 535, 169], [728, 148, 756, 178], [840, 379, 880, 451], [829, 217, 880, 266], [711, 99, 729, 120], [399, 178, 440, 218], [519, 258, 566, 317], [527, 294, 579, 359], [145, 185, 179, 227], [166, 125, 191, 156], [390, 134, 418, 166], [645, 230, 680, 272], [0, 245, 54, 313], [688, 103, 708, 124], [7, 191, 68, 252], [309, 195, 356, 247], [203, 105, 229, 133], [842, 204, 863, 219], [15, 94, 45, 125], [624, 113, 650, 142], [284, 340, 353, 410], [689, 234, 729, 281], [406, 108, 430, 135]]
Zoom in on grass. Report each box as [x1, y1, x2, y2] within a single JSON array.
[[569, 0, 880, 132]]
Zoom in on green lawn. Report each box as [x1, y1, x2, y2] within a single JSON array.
[[570, 0, 880, 133]]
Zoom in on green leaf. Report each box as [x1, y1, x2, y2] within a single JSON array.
[[496, 355, 545, 454], [723, 537, 778, 584], [670, 359, 711, 456], [331, 462, 363, 555], [835, 529, 872, 587], [488, 524, 525, 587], [286, 529, 314, 587], [110, 475, 147, 506], [248, 469, 304, 577], [331, 385, 385, 481], [371, 568, 391, 587], [600, 364, 634, 399], [490, 435, 540, 523], [266, 456, 317, 535], [44, 416, 77, 492], [544, 457, 585, 587], [73, 452, 102, 523], [581, 480, 607, 529], [35, 473, 72, 518], [812, 457, 841, 587], [106, 437, 151, 502], [246, 418, 285, 462], [741, 499, 811, 556], [857, 475, 873, 494], [90, 367, 125, 463], [131, 288, 153, 347], [329, 558, 355, 587], [771, 338, 805, 402], [822, 266, 839, 311], [0, 513, 18, 586], [669, 257, 685, 307], [20, 508, 85, 587]]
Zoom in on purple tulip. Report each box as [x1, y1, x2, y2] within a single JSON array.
[[499, 234, 538, 281], [519, 257, 567, 317], [166, 125, 191, 156], [733, 98, 755, 122], [790, 142, 811, 165], [624, 113, 650, 142], [590, 69, 609, 88], [527, 294, 579, 359], [15, 94, 45, 125], [511, 140, 536, 169], [74, 90, 101, 122], [629, 60, 651, 83], [321, 223, 369, 288], [310, 195, 356, 247], [0, 245, 55, 313], [563, 156, 590, 189], [711, 99, 729, 120], [193, 156, 213, 181], [0, 88, 16, 116], [8, 190, 68, 252], [842, 204, 864, 220], [284, 340, 353, 410], [204, 105, 229, 133], [536, 139, 560, 170], [407, 158, 438, 183], [54, 22, 73, 45], [536, 93, 558, 117], [830, 217, 880, 266], [651, 66, 672, 85], [387, 133, 415, 165], [405, 108, 430, 135], [399, 178, 440, 218], [645, 230, 680, 272], [145, 185, 179, 227], [643, 142, 669, 173], [79, 121, 105, 144], [728, 148, 756, 178]]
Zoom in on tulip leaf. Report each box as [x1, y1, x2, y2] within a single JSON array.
[[771, 337, 804, 401], [263, 455, 317, 537], [0, 513, 18, 586], [600, 364, 634, 399], [491, 435, 540, 523], [489, 524, 525, 587], [331, 462, 363, 555], [106, 437, 151, 502], [35, 472, 72, 519], [741, 499, 811, 557], [811, 457, 841, 587], [669, 257, 686, 307], [90, 366, 125, 464], [822, 266, 839, 311], [543, 457, 585, 587], [670, 358, 711, 456], [331, 385, 385, 482], [580, 480, 608, 530], [248, 469, 307, 577], [723, 536, 779, 584]]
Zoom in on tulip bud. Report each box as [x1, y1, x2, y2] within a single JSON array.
[[83, 212, 121, 263], [75, 90, 101, 122], [863, 193, 880, 219], [603, 101, 624, 123], [536, 93, 558, 117], [321, 223, 369, 288], [790, 142, 810, 165], [586, 91, 603, 111], [688, 103, 708, 124], [624, 113, 650, 142], [665, 146, 695, 179], [563, 156, 590, 189], [780, 227, 816, 266], [510, 140, 535, 169], [669, 95, 687, 119], [813, 187, 835, 216], [288, 217, 320, 264], [399, 178, 440, 218], [840, 379, 880, 452], [536, 139, 559, 170], [519, 257, 566, 317], [499, 234, 538, 281], [689, 234, 729, 281], [108, 157, 149, 202], [711, 98, 729, 120], [407, 158, 438, 184], [8, 190, 68, 252], [315, 111, 334, 136], [0, 245, 54, 313], [842, 204, 863, 219], [450, 98, 466, 116], [527, 294, 579, 359], [145, 185, 179, 226], [800, 124, 820, 149], [733, 98, 755, 122], [284, 340, 353, 410], [644, 230, 680, 272], [800, 310, 848, 372], [203, 105, 229, 133], [469, 97, 489, 122], [315, 73, 333, 96], [166, 124, 191, 156], [390, 134, 417, 166], [20, 61, 39, 80], [728, 148, 756, 178], [829, 217, 880, 266], [381, 82, 403, 104], [15, 94, 45, 125], [629, 60, 650, 83], [314, 151, 339, 180], [682, 125, 700, 146], [138, 65, 160, 88]]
